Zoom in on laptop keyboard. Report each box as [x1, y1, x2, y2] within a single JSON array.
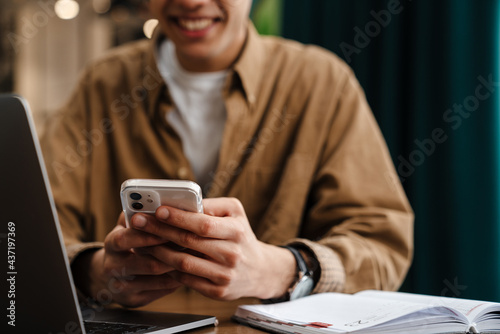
[[84, 320, 162, 334]]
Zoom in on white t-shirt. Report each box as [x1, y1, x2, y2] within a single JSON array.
[[156, 39, 228, 190]]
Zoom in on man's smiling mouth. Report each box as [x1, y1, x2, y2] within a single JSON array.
[[173, 17, 222, 31]]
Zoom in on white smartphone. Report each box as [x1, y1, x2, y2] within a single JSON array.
[[120, 179, 203, 227]]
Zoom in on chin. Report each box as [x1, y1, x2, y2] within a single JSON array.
[[177, 44, 222, 63]]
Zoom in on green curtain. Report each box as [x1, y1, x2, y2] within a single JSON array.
[[270, 0, 500, 301]]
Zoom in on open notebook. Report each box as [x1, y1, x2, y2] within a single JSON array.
[[234, 290, 500, 334]]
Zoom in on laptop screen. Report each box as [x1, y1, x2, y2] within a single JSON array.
[[0, 95, 87, 333]]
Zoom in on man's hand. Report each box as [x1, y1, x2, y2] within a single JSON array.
[[73, 213, 182, 308], [130, 197, 297, 300]]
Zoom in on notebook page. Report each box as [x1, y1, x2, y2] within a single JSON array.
[[356, 290, 499, 323], [235, 293, 448, 332]]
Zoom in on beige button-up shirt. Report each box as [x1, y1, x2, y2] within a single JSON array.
[[41, 24, 413, 295]]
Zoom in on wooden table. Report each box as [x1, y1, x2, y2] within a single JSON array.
[[139, 287, 266, 333], [139, 289, 470, 334]]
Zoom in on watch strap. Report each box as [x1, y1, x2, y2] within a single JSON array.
[[281, 246, 310, 276]]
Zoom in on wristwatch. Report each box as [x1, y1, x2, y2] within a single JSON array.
[[262, 246, 316, 303], [283, 246, 315, 301]]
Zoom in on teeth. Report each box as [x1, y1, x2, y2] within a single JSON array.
[[178, 18, 213, 31]]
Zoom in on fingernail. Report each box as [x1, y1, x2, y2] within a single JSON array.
[[157, 207, 169, 221], [133, 215, 147, 228]]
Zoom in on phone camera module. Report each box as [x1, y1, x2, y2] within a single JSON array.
[[130, 193, 142, 200], [132, 202, 143, 210]]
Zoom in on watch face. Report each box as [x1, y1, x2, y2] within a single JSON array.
[[289, 275, 314, 301]]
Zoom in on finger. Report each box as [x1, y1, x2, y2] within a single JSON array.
[[132, 215, 230, 262], [105, 225, 165, 252], [132, 215, 239, 264], [147, 245, 232, 285], [117, 212, 127, 228], [155, 206, 239, 240], [111, 273, 182, 295], [111, 275, 181, 308], [201, 197, 246, 217], [131, 213, 192, 251], [169, 271, 235, 301], [127, 288, 179, 308], [113, 253, 175, 276], [131, 213, 176, 239]]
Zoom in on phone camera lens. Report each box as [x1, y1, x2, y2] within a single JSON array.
[[132, 202, 143, 210], [130, 193, 142, 200]]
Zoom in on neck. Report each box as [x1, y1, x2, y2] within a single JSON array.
[[177, 55, 234, 72]]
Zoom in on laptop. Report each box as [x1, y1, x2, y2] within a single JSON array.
[[0, 95, 217, 333]]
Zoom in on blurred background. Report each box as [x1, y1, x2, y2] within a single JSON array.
[[1, 0, 499, 302]]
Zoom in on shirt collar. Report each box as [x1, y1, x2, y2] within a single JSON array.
[[145, 28, 168, 119], [232, 22, 267, 105]]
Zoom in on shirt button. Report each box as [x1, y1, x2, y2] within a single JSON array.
[[177, 167, 189, 179]]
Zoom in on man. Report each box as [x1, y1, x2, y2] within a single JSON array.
[[41, 0, 413, 308]]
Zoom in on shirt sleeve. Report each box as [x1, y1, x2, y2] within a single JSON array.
[[40, 69, 104, 264], [288, 71, 414, 294]]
